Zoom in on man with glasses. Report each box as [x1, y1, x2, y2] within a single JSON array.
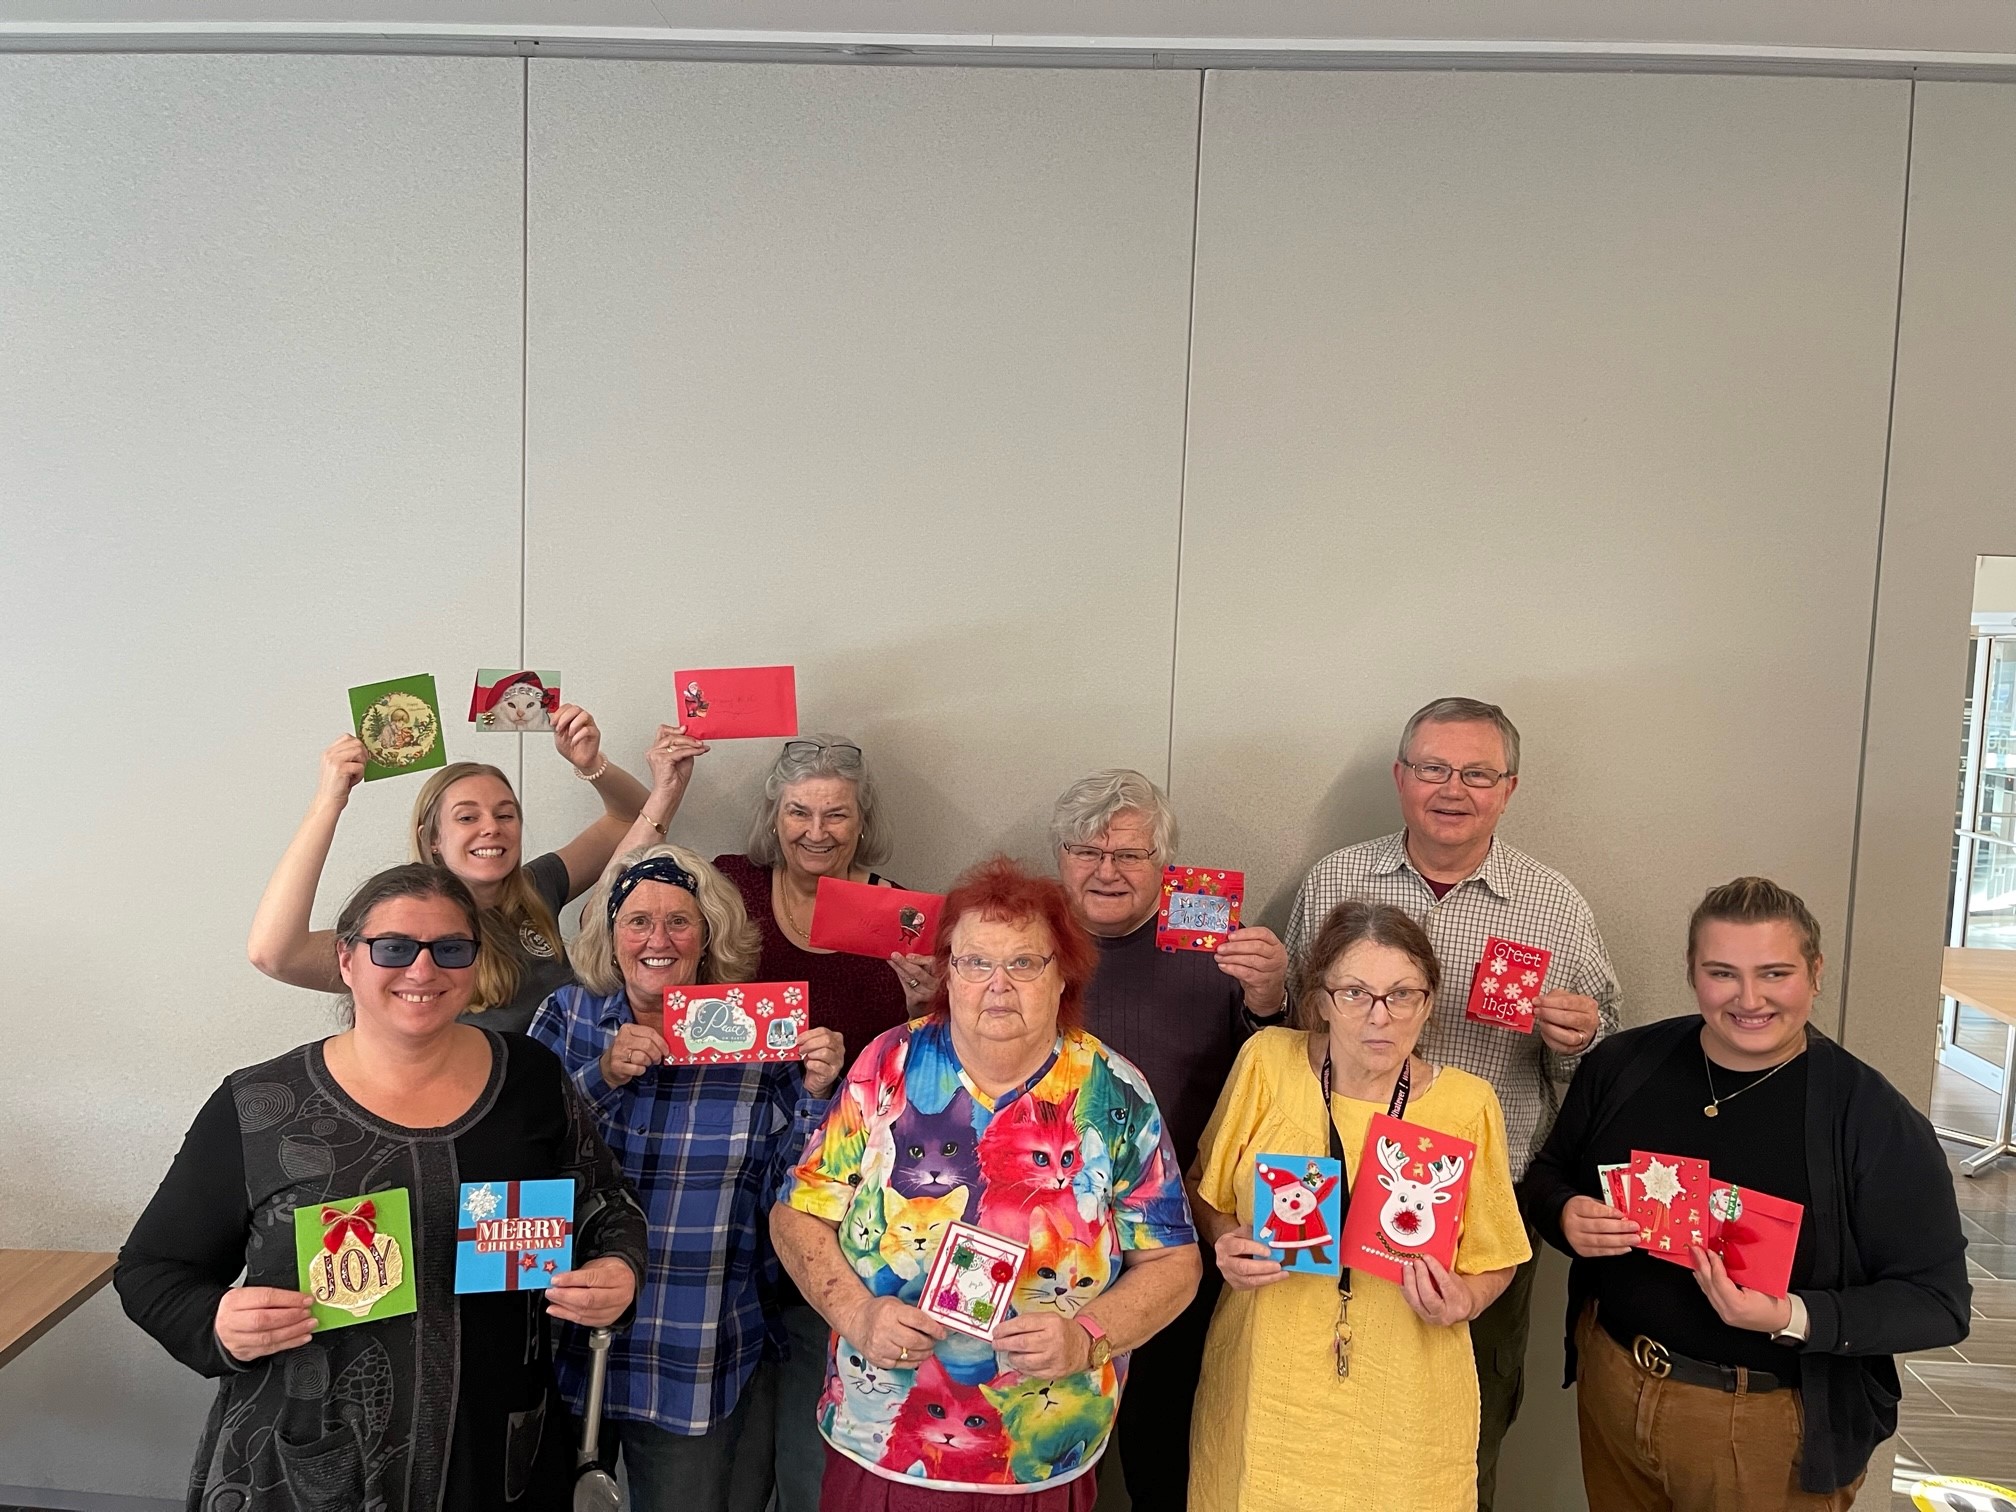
[[1050, 768, 1287, 1510], [1286, 696, 1620, 1512]]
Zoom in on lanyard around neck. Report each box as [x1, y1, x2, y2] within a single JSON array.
[[1321, 1045, 1412, 1301]]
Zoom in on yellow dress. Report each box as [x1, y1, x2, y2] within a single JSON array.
[[1188, 1027, 1531, 1512]]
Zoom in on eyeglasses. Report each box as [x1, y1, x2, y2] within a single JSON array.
[[783, 740, 862, 762], [1059, 844, 1157, 871], [357, 935, 479, 969], [1400, 760, 1513, 790], [617, 911, 700, 936], [1325, 985, 1432, 1019], [949, 953, 1056, 983]]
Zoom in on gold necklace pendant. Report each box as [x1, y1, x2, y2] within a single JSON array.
[[1703, 1102, 1719, 1118]]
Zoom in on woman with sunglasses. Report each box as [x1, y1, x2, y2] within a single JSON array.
[[118, 863, 648, 1510], [1186, 900, 1529, 1511], [248, 702, 660, 1032]]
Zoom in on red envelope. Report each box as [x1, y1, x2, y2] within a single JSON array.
[[1464, 937, 1551, 1034], [1708, 1184, 1803, 1299], [808, 878, 945, 959], [1156, 866, 1244, 953], [1628, 1150, 1715, 1265], [662, 982, 809, 1064], [1598, 1162, 1633, 1212], [672, 666, 798, 739], [1337, 1114, 1477, 1288]]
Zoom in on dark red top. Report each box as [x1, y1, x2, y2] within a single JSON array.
[[713, 853, 910, 1073]]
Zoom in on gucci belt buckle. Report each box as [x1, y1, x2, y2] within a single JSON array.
[[1631, 1335, 1673, 1379]]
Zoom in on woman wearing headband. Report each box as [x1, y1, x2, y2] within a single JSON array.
[[529, 844, 843, 1512], [248, 703, 657, 1032]]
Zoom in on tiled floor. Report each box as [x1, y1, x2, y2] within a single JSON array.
[[1890, 1063, 2016, 1509]]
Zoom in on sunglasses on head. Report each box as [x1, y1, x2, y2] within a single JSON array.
[[356, 934, 479, 970]]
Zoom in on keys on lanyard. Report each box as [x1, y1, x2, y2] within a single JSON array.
[[1322, 1045, 1410, 1381]]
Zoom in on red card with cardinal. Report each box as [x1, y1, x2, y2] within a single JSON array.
[[1707, 1184, 1803, 1298], [1465, 937, 1552, 1034], [1627, 1150, 1716, 1265], [1337, 1114, 1478, 1288], [672, 665, 798, 739], [808, 877, 945, 959], [1156, 866, 1244, 953]]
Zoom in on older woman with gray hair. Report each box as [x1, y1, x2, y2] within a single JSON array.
[[528, 843, 843, 1512]]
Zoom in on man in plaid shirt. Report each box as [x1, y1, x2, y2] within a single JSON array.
[[1286, 696, 1620, 1512]]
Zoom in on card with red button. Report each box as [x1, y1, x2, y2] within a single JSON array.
[[919, 1221, 1028, 1342], [672, 665, 798, 739], [1464, 937, 1551, 1034], [1336, 1114, 1477, 1288], [1156, 866, 1244, 953], [1627, 1150, 1715, 1265]]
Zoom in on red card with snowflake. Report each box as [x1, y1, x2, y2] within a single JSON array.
[[1627, 1150, 1716, 1265], [661, 982, 809, 1064], [1464, 937, 1551, 1034], [1336, 1114, 1477, 1288], [919, 1221, 1028, 1342], [1156, 866, 1244, 953], [1706, 1183, 1802, 1297]]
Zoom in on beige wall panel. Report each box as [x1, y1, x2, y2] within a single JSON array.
[[1846, 84, 2016, 1107], [0, 55, 523, 1498], [521, 62, 1199, 888]]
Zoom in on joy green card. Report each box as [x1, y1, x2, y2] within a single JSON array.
[[295, 1188, 418, 1331], [349, 674, 446, 782]]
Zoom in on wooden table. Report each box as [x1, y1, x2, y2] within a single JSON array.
[[0, 1250, 117, 1370], [1940, 947, 2016, 1176]]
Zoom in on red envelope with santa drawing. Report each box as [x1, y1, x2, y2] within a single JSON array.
[[672, 666, 798, 739], [807, 877, 945, 959], [1337, 1114, 1478, 1288], [1464, 936, 1551, 1034]]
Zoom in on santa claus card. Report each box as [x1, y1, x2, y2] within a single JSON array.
[[1628, 1150, 1717, 1265], [1707, 1184, 1803, 1299], [920, 1221, 1028, 1342], [672, 666, 797, 739], [295, 1188, 418, 1331], [454, 1179, 574, 1293], [1464, 937, 1552, 1034], [1158, 867, 1244, 953], [469, 669, 561, 732], [1253, 1153, 1344, 1276], [1338, 1115, 1477, 1288], [663, 982, 809, 1064], [808, 877, 945, 959]]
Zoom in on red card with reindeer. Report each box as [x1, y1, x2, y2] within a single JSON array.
[[1337, 1114, 1477, 1288], [1627, 1150, 1718, 1265], [1465, 936, 1551, 1034]]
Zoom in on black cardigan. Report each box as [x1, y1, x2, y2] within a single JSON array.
[[1520, 1015, 1970, 1496]]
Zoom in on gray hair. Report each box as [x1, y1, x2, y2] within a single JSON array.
[[568, 842, 761, 996], [744, 735, 892, 870], [1397, 697, 1522, 775], [1049, 769, 1179, 860]]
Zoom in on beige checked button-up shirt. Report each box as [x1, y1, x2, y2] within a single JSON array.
[[1285, 830, 1621, 1181]]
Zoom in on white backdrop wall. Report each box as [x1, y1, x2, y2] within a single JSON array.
[[0, 54, 2001, 1510]]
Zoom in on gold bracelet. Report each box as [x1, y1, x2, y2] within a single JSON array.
[[573, 757, 610, 782], [640, 810, 668, 836]]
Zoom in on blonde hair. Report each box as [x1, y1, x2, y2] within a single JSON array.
[[1687, 876, 1824, 975], [409, 762, 563, 1013], [568, 842, 761, 996]]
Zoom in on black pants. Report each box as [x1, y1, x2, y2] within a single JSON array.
[[1115, 1267, 1221, 1508]]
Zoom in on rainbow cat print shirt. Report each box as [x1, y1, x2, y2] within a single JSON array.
[[782, 1017, 1197, 1491]]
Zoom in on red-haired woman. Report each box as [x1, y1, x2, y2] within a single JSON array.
[[770, 856, 1202, 1510]]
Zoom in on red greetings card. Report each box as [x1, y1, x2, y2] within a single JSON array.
[[672, 666, 798, 739], [662, 982, 809, 1064], [1337, 1114, 1478, 1288], [1156, 867, 1244, 953], [807, 878, 945, 959], [1708, 1184, 1803, 1299], [1628, 1150, 1716, 1266], [1464, 937, 1552, 1034]]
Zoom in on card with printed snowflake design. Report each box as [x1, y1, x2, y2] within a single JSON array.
[[1156, 866, 1244, 953], [919, 1221, 1028, 1342], [661, 981, 810, 1064], [1463, 936, 1552, 1034]]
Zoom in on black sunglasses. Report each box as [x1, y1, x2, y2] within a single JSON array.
[[357, 934, 479, 970]]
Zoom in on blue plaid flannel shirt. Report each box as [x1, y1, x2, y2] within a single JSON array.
[[530, 983, 831, 1436]]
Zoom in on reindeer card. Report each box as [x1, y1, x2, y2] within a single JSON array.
[[469, 669, 561, 732], [1706, 1184, 1803, 1298], [295, 1188, 418, 1331], [1157, 867, 1245, 953], [1464, 937, 1552, 1034], [1627, 1150, 1716, 1265], [919, 1221, 1028, 1342], [808, 877, 945, 959], [672, 665, 798, 739], [1337, 1115, 1477, 1288], [662, 983, 809, 1064], [1252, 1153, 1344, 1276]]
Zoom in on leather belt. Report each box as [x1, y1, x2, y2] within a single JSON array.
[[1600, 1312, 1788, 1394]]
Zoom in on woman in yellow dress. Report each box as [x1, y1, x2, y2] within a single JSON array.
[[1188, 900, 1531, 1511]]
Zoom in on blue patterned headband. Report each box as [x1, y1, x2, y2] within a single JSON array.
[[606, 856, 702, 928]]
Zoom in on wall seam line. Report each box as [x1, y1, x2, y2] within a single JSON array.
[[1838, 75, 1917, 1046], [1164, 67, 1206, 797], [517, 53, 530, 798]]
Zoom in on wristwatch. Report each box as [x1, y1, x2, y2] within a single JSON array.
[[1076, 1313, 1113, 1371], [1770, 1294, 1811, 1346]]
